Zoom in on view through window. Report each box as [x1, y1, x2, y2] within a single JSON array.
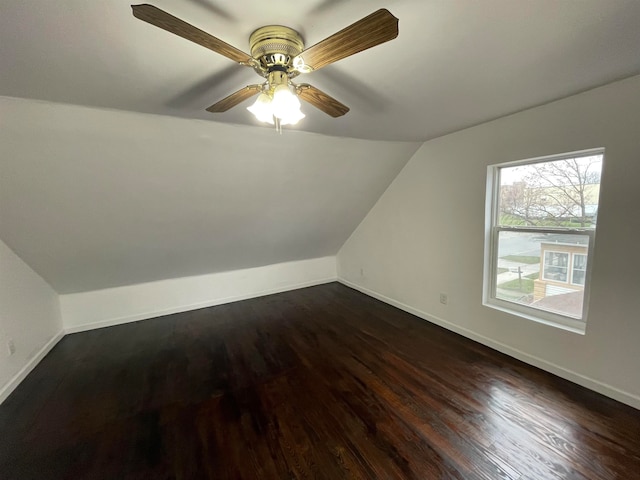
[[486, 150, 603, 329]]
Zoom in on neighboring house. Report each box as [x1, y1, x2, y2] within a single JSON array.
[[533, 241, 588, 317], [534, 241, 588, 299]]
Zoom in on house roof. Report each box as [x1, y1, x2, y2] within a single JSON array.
[[532, 290, 584, 318]]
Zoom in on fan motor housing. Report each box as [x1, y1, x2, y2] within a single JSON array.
[[249, 25, 304, 74]]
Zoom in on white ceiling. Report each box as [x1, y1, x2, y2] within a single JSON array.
[[1, 0, 639, 142]]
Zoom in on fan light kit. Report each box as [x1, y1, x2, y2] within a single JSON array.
[[131, 4, 399, 131]]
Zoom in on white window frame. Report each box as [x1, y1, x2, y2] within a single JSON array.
[[482, 148, 603, 334]]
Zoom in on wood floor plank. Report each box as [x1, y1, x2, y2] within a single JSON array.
[[1, 283, 639, 479]]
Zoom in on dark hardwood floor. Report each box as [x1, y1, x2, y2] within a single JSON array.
[[1, 283, 639, 479]]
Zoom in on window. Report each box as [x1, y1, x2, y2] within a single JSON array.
[[483, 149, 603, 333], [543, 251, 568, 282], [572, 254, 587, 286]]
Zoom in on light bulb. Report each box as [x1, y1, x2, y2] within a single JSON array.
[[247, 93, 274, 124], [271, 85, 304, 125], [271, 85, 296, 118]]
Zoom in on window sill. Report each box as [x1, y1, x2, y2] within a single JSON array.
[[483, 299, 586, 335]]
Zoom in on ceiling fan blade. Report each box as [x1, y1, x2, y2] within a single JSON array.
[[206, 85, 262, 112], [294, 9, 398, 72], [131, 4, 252, 64], [296, 84, 349, 117]]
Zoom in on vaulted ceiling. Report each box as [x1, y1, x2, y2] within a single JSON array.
[[1, 0, 639, 294], [2, 0, 639, 142], [0, 97, 419, 293]]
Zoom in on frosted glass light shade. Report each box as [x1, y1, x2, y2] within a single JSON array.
[[247, 93, 274, 124], [271, 85, 305, 125], [279, 108, 305, 126], [247, 86, 305, 126]]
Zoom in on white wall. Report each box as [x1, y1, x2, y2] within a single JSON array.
[[62, 256, 336, 332], [0, 96, 418, 294], [0, 239, 63, 403], [338, 75, 640, 409], [2, 247, 335, 399]]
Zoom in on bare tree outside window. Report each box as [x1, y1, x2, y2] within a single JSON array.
[[499, 155, 602, 228]]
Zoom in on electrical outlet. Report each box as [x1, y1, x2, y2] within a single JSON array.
[[439, 293, 448, 305], [360, 268, 364, 276], [7, 339, 16, 356]]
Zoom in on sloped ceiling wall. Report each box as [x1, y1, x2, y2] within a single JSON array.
[[0, 97, 420, 293]]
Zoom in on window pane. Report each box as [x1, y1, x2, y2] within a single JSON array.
[[496, 231, 589, 318], [572, 253, 587, 286], [498, 154, 602, 228], [543, 251, 568, 282]]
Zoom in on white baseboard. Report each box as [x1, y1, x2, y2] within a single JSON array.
[[1, 276, 336, 405], [62, 256, 337, 333], [10, 279, 637, 410], [0, 330, 65, 405], [338, 278, 640, 410], [64, 277, 336, 334]]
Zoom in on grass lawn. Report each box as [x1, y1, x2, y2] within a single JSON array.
[[497, 267, 509, 274], [499, 278, 534, 294], [502, 255, 540, 264], [525, 272, 539, 280], [499, 215, 594, 228]]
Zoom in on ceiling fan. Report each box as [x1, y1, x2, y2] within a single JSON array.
[[131, 4, 399, 128]]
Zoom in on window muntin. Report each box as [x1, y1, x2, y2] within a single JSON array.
[[484, 149, 603, 332]]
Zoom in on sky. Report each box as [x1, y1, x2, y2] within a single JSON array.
[[500, 154, 603, 186]]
